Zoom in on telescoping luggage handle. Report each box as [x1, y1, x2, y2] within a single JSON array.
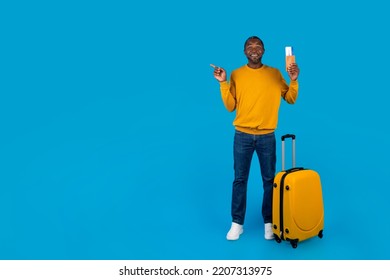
[[281, 134, 296, 171]]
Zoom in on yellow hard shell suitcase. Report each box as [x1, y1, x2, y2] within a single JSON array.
[[272, 134, 324, 248]]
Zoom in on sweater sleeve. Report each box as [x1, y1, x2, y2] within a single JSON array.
[[220, 80, 236, 112], [282, 79, 299, 104]]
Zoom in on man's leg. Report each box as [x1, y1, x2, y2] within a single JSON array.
[[255, 132, 276, 239], [227, 130, 254, 240]]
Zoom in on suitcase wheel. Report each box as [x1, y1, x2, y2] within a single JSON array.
[[318, 230, 324, 239], [274, 234, 281, 243], [290, 240, 298, 249]]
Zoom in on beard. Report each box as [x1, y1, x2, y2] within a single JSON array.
[[247, 55, 261, 64]]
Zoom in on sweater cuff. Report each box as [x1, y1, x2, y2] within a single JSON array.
[[220, 81, 229, 89]]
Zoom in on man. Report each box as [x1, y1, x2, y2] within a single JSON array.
[[212, 36, 300, 240]]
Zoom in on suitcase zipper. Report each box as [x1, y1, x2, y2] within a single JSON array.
[[279, 171, 288, 240], [279, 167, 304, 240]]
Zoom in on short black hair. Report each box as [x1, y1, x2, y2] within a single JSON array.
[[244, 36, 264, 50]]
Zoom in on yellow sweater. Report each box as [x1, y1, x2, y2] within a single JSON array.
[[220, 64, 298, 135]]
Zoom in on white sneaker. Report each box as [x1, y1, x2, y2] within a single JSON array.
[[264, 223, 274, 240], [226, 222, 243, 240]]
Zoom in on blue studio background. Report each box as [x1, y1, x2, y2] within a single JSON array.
[[1, 0, 390, 259]]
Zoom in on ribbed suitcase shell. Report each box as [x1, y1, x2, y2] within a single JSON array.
[[272, 135, 324, 248]]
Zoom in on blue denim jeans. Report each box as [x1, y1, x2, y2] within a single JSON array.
[[232, 130, 276, 225]]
